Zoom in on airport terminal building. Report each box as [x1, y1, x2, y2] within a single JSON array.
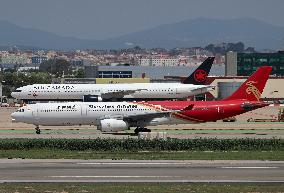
[[206, 76, 284, 101], [220, 51, 284, 101], [226, 51, 284, 76], [84, 65, 225, 80], [57, 58, 284, 102]]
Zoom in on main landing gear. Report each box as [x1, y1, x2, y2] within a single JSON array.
[[35, 125, 41, 134], [134, 127, 151, 134]]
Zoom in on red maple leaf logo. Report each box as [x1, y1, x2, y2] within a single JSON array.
[[194, 69, 207, 82]]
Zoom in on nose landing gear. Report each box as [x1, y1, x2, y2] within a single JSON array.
[[35, 126, 41, 134], [134, 127, 151, 134]]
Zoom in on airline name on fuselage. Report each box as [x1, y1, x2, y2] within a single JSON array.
[[88, 104, 138, 109], [57, 105, 76, 110], [55, 104, 139, 110], [33, 85, 75, 90]]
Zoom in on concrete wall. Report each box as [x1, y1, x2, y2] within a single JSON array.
[[236, 105, 282, 121], [217, 82, 242, 99], [85, 65, 225, 79], [261, 79, 284, 99], [225, 51, 237, 76], [209, 78, 284, 100], [95, 78, 150, 84]]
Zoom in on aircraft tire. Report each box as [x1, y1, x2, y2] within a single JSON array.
[[134, 127, 151, 134], [35, 126, 41, 134]]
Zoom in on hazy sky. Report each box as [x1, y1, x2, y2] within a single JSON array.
[[0, 0, 283, 40]]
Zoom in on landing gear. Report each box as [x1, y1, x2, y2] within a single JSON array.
[[35, 126, 41, 134], [134, 127, 151, 134]]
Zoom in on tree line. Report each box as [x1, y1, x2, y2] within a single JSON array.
[[0, 59, 85, 97]]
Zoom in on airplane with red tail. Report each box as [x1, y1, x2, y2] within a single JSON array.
[[11, 66, 272, 134]]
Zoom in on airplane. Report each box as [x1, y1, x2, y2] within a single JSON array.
[[11, 57, 215, 102], [11, 66, 272, 134]]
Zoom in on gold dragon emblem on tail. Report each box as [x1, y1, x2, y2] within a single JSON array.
[[246, 81, 261, 101]]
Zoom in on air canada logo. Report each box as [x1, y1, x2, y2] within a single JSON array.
[[246, 81, 261, 101], [32, 93, 38, 97], [194, 69, 207, 82]]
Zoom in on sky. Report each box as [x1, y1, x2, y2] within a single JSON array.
[[0, 0, 283, 40]]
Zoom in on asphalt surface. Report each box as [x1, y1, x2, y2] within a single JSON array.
[[0, 159, 283, 183], [1, 125, 284, 139]]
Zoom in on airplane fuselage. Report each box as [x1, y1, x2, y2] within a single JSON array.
[[11, 100, 267, 131], [11, 83, 212, 101], [11, 66, 272, 134]]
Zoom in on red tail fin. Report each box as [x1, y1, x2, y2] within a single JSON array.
[[223, 66, 272, 101]]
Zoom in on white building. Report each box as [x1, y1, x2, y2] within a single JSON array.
[[0, 53, 30, 64], [139, 56, 189, 66]]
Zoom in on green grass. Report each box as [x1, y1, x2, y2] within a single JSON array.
[[0, 183, 283, 193], [0, 138, 282, 160], [0, 149, 283, 160], [1, 138, 282, 151]]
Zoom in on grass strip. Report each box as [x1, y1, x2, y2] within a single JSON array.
[[0, 149, 283, 160], [0, 183, 284, 193], [0, 138, 283, 151]]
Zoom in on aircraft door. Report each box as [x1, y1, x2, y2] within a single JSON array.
[[32, 108, 40, 124], [217, 106, 224, 114], [81, 104, 87, 116]]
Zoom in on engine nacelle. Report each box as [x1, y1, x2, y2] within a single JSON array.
[[98, 119, 129, 132], [83, 95, 102, 102]]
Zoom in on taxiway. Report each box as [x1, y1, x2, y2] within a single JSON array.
[[0, 159, 283, 183]]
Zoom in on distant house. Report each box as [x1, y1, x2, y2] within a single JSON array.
[[31, 56, 47, 64]]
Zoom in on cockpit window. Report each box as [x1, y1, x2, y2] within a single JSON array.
[[16, 109, 25, 112], [14, 90, 22, 92]]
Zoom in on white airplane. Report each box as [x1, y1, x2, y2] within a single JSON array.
[[11, 101, 190, 134], [11, 57, 215, 102], [10, 66, 273, 134]]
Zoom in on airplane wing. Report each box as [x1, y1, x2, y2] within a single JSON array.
[[101, 89, 147, 99], [190, 85, 215, 92], [97, 104, 194, 122], [98, 109, 179, 121], [123, 104, 194, 122], [185, 85, 215, 96]]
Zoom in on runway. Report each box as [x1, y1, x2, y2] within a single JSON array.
[[0, 159, 283, 183]]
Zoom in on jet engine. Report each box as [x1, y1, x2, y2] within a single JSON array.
[[83, 95, 102, 102], [98, 119, 129, 132]]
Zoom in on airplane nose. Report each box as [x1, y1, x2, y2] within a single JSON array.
[[11, 92, 19, 99], [11, 112, 20, 122]]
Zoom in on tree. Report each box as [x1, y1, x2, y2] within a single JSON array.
[[2, 71, 52, 97], [204, 44, 215, 52], [74, 68, 85, 78], [39, 59, 72, 77], [39, 59, 53, 73], [204, 42, 245, 54], [54, 59, 72, 77], [227, 42, 244, 52], [245, 47, 256, 53]]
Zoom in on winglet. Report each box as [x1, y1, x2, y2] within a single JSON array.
[[182, 57, 214, 85], [222, 66, 272, 101]]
